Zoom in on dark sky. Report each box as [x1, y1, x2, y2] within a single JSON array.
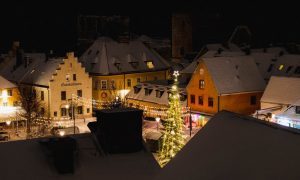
[[1, 1, 299, 53]]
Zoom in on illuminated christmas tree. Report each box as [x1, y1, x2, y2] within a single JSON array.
[[158, 71, 185, 167]]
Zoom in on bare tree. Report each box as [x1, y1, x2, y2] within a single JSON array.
[[17, 85, 50, 138]]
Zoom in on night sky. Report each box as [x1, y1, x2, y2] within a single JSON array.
[[1, 1, 299, 53]]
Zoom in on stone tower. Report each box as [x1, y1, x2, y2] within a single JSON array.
[[172, 13, 193, 62]]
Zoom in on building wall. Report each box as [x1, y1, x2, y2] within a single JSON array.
[[187, 60, 262, 115], [187, 61, 219, 115], [92, 70, 167, 101], [49, 52, 92, 120], [220, 92, 263, 115], [0, 88, 19, 107]]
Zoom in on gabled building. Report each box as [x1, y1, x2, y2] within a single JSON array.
[[187, 56, 265, 115], [0, 51, 92, 122], [125, 80, 187, 119], [79, 37, 170, 102], [260, 76, 300, 128], [0, 76, 20, 123]]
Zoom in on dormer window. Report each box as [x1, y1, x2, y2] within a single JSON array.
[[113, 57, 121, 71], [146, 61, 154, 69], [134, 86, 141, 94], [155, 90, 164, 98], [145, 88, 153, 96], [296, 106, 300, 114]]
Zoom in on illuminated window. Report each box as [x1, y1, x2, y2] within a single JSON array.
[[199, 80, 205, 89], [146, 61, 154, 69], [190, 95, 195, 104], [127, 79, 131, 87], [208, 97, 214, 107], [101, 80, 107, 90], [278, 64, 284, 71]]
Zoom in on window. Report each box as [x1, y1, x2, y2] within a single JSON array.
[[145, 88, 152, 96], [110, 80, 116, 90], [77, 106, 83, 114], [198, 96, 203, 105], [41, 91, 44, 101], [296, 106, 300, 114], [294, 66, 300, 74], [77, 90, 82, 97], [137, 78, 141, 83], [41, 108, 45, 116], [7, 89, 12, 96], [54, 111, 57, 117], [66, 74, 70, 81], [61, 91, 66, 100], [199, 80, 205, 89], [208, 97, 214, 107], [250, 96, 257, 105], [146, 61, 154, 69], [267, 64, 274, 72], [134, 86, 141, 94], [127, 79, 131, 87], [101, 80, 107, 90], [156, 90, 164, 98], [190, 95, 195, 104], [87, 108, 90, 114], [73, 74, 77, 81], [278, 64, 284, 71], [286, 66, 293, 73], [61, 108, 67, 116]]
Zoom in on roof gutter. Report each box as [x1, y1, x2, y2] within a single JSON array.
[[219, 90, 263, 96]]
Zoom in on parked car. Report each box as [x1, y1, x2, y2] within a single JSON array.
[[51, 126, 80, 137], [0, 131, 9, 141]]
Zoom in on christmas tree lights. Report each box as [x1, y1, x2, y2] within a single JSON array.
[[158, 71, 186, 167]]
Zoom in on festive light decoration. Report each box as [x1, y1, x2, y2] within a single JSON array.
[[158, 71, 186, 167]]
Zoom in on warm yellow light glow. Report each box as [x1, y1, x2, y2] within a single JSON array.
[[278, 64, 284, 71], [0, 106, 18, 114], [271, 113, 276, 119], [146, 61, 154, 69], [1, 90, 8, 103], [65, 104, 70, 109], [59, 131, 65, 137], [120, 89, 130, 99], [6, 121, 11, 125], [155, 117, 160, 122]]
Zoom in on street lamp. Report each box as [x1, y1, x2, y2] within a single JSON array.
[[155, 117, 160, 131]]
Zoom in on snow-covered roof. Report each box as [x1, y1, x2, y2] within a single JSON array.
[[0, 134, 159, 180], [155, 111, 300, 180], [202, 56, 266, 94], [0, 53, 64, 87], [261, 76, 300, 105], [79, 37, 170, 75], [250, 53, 300, 81], [126, 80, 187, 106], [181, 50, 245, 74], [0, 75, 16, 89], [205, 43, 242, 52]]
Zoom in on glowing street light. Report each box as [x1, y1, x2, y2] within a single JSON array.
[[6, 121, 11, 126]]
